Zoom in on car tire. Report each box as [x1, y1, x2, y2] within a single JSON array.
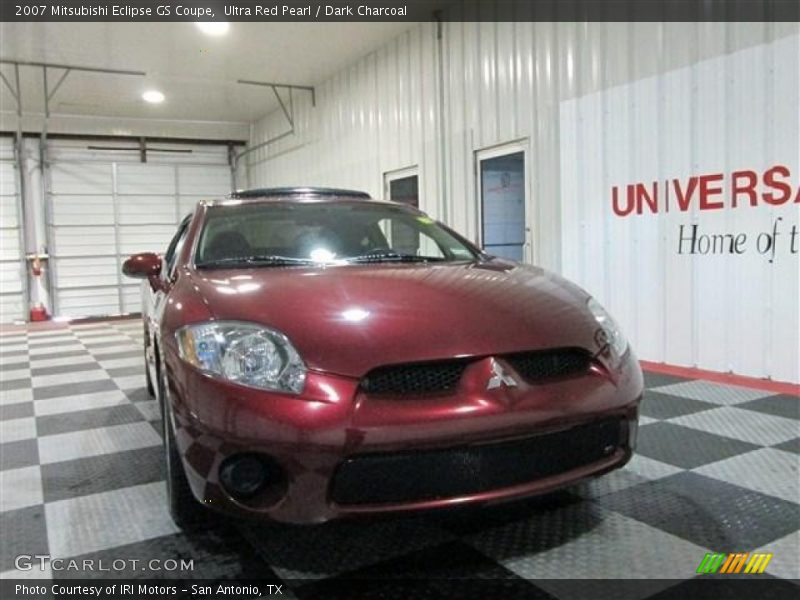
[[159, 363, 208, 530]]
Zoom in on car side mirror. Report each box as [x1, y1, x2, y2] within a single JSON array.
[[122, 252, 162, 280]]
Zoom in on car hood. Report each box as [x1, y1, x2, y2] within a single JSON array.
[[187, 261, 602, 378]]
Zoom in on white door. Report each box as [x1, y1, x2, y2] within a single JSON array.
[[476, 141, 532, 263], [47, 139, 233, 319], [0, 137, 26, 323]]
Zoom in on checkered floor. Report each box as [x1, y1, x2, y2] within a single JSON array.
[[1, 319, 798, 598]]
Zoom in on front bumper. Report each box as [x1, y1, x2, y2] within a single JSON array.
[[165, 352, 643, 524]]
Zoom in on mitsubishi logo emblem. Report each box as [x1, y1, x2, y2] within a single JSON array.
[[486, 358, 518, 390]]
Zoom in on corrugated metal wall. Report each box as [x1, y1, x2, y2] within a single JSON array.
[[246, 18, 800, 383], [0, 137, 25, 322]]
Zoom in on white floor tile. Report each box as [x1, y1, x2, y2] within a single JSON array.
[[0, 416, 37, 442], [38, 422, 161, 464], [0, 388, 33, 406], [80, 335, 133, 345], [0, 367, 31, 381], [655, 381, 770, 405], [113, 375, 146, 390], [0, 343, 28, 353], [88, 344, 138, 355], [99, 357, 142, 369], [45, 482, 178, 558], [468, 506, 708, 586], [28, 354, 95, 368], [755, 531, 800, 579], [31, 369, 109, 388], [0, 564, 52, 579], [670, 406, 799, 446], [0, 466, 43, 512], [694, 448, 799, 503], [33, 390, 129, 416], [624, 453, 683, 481], [29, 344, 84, 356]]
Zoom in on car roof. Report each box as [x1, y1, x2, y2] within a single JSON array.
[[201, 186, 406, 208], [234, 186, 370, 200]]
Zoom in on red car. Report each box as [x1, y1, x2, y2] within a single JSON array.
[[122, 187, 642, 527]]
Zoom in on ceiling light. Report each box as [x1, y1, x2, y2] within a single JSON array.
[[196, 22, 230, 36], [142, 90, 165, 104]]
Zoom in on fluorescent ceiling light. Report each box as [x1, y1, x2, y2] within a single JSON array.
[[142, 90, 165, 104], [196, 22, 230, 36]]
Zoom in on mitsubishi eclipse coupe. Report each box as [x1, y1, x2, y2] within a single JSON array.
[[122, 187, 642, 527]]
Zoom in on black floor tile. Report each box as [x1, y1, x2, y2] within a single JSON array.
[[126, 387, 154, 402], [0, 361, 29, 372], [28, 349, 91, 361], [643, 371, 695, 389], [641, 391, 718, 420], [82, 339, 134, 349], [27, 339, 81, 349], [31, 362, 103, 377], [771, 438, 799, 454], [0, 378, 32, 392], [293, 541, 548, 600], [597, 472, 800, 550], [55, 525, 273, 580], [648, 575, 800, 600], [0, 505, 48, 572], [106, 366, 145, 378], [36, 404, 145, 437], [0, 438, 39, 471], [33, 378, 119, 400], [0, 401, 34, 421], [0, 349, 27, 360], [636, 422, 759, 469], [90, 350, 140, 361], [41, 446, 163, 502], [736, 394, 800, 420]]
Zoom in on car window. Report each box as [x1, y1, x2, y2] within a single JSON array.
[[195, 202, 478, 266], [164, 216, 192, 277]]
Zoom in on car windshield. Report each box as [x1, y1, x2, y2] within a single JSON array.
[[195, 201, 479, 268]]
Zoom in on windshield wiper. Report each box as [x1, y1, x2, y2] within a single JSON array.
[[196, 255, 315, 268], [346, 252, 445, 264]]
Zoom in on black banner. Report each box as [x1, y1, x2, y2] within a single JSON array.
[[2, 0, 800, 22], [2, 578, 800, 600]]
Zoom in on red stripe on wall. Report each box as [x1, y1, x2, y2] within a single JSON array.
[[640, 361, 800, 397]]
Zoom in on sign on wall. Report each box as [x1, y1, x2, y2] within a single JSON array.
[[560, 33, 799, 383]]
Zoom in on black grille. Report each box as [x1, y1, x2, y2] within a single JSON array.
[[331, 418, 623, 505], [361, 361, 468, 396], [504, 348, 592, 382]]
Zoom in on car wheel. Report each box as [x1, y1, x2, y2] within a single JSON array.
[[159, 363, 208, 530], [144, 323, 155, 398]]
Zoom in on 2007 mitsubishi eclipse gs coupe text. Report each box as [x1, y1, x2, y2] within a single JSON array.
[[122, 187, 643, 527]]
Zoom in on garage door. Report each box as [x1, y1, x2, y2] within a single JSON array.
[[0, 136, 26, 323], [47, 139, 233, 318]]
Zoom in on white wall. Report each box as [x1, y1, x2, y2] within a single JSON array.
[[246, 17, 800, 383]]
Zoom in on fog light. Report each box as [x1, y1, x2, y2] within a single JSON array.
[[219, 455, 269, 499]]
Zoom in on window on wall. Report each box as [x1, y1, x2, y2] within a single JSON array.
[[478, 149, 527, 262], [384, 167, 419, 208], [384, 167, 420, 254]]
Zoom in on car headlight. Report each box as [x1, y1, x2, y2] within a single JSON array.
[[587, 298, 629, 358], [175, 321, 306, 394]]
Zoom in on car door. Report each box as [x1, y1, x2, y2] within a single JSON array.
[[146, 215, 192, 387]]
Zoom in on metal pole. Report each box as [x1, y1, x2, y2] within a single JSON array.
[[0, 58, 145, 77]]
